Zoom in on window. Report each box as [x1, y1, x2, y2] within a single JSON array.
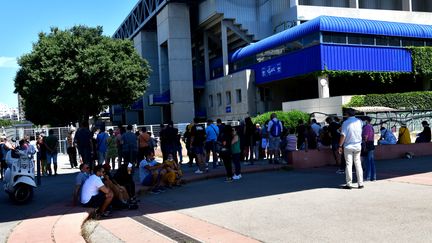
[[402, 38, 425, 47], [375, 36, 388, 46], [388, 37, 401, 47], [259, 87, 271, 101], [236, 89, 242, 103], [209, 95, 213, 107], [226, 91, 231, 106], [361, 36, 375, 45], [217, 93, 222, 106], [322, 32, 347, 44], [348, 34, 361, 44]]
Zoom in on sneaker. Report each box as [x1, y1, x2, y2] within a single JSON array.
[[233, 174, 242, 180], [194, 169, 203, 174], [358, 185, 364, 189], [340, 185, 352, 190], [225, 177, 233, 182]]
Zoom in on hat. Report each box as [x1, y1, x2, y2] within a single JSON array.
[[422, 121, 429, 126], [127, 163, 133, 168]]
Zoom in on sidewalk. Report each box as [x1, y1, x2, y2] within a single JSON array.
[[5, 157, 285, 243]]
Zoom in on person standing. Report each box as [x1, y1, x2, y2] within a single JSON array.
[[106, 129, 117, 170], [267, 113, 283, 164], [121, 125, 138, 167], [219, 125, 233, 182], [45, 130, 58, 175], [338, 108, 364, 189], [138, 127, 151, 161], [190, 118, 207, 174], [362, 116, 376, 181], [205, 119, 219, 169], [96, 126, 109, 166], [67, 130, 78, 168], [231, 127, 242, 180], [74, 121, 93, 166]]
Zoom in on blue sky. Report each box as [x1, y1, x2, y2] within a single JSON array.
[[0, 0, 138, 108]]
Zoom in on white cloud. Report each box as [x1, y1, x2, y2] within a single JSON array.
[[0, 57, 18, 68]]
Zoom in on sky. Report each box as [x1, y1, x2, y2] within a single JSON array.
[[0, 0, 139, 108]]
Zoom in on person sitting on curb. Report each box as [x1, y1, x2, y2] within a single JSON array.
[[72, 163, 90, 206], [162, 153, 183, 187], [139, 152, 166, 194], [378, 127, 397, 145], [101, 163, 132, 209], [397, 123, 411, 144], [113, 163, 137, 201], [81, 165, 114, 218], [415, 121, 431, 143]]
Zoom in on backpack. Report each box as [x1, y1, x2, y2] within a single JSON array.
[[270, 120, 282, 137]]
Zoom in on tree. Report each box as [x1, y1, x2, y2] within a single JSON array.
[[14, 26, 150, 126]]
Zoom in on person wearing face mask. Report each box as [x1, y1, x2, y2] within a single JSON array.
[[162, 153, 183, 187]]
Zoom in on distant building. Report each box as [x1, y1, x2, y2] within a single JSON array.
[[0, 102, 20, 121]]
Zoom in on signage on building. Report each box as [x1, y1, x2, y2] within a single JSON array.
[[261, 62, 282, 78], [226, 106, 231, 113]]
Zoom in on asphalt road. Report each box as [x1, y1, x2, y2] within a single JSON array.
[[138, 156, 432, 242]]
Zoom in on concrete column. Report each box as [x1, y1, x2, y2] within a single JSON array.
[[402, 0, 412, 11], [349, 0, 359, 8], [318, 75, 330, 98], [157, 3, 195, 123], [203, 31, 210, 81], [290, 0, 299, 7], [221, 21, 229, 76], [133, 30, 162, 125]]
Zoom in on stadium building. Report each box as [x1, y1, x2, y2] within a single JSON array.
[[112, 0, 432, 124]]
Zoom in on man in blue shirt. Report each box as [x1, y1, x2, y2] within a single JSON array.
[[205, 119, 219, 169]]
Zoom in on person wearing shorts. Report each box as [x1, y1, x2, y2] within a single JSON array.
[[267, 113, 282, 164], [81, 165, 113, 217]]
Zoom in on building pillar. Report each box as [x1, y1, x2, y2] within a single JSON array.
[[402, 0, 412, 11], [133, 30, 162, 125], [349, 0, 359, 8], [221, 21, 229, 76], [203, 31, 210, 81], [290, 0, 299, 7], [318, 75, 330, 98], [157, 3, 195, 123]]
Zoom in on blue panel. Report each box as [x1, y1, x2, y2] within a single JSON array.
[[251, 45, 322, 85], [321, 44, 412, 72], [320, 16, 432, 38], [232, 15, 432, 62], [153, 90, 170, 103], [131, 97, 144, 110]]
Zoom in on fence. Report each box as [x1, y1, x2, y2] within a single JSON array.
[[2, 121, 240, 154]]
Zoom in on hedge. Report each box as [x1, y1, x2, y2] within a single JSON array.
[[252, 110, 310, 128], [344, 91, 432, 110]]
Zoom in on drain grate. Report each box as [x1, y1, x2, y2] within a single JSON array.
[[131, 215, 201, 243]]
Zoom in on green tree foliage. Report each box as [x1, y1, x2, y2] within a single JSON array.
[[14, 26, 150, 126], [0, 119, 13, 127], [252, 110, 310, 129], [344, 91, 432, 110]]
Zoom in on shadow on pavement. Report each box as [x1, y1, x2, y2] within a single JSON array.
[[1, 155, 431, 224]]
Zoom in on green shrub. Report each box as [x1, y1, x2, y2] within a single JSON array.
[[344, 91, 432, 110], [252, 110, 310, 128]]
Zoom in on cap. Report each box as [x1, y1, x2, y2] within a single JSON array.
[[127, 163, 133, 168]]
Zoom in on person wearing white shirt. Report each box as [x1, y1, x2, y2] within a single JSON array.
[[81, 165, 113, 217], [338, 108, 364, 189]]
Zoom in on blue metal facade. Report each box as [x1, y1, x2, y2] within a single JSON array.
[[231, 15, 432, 63], [321, 44, 412, 72]]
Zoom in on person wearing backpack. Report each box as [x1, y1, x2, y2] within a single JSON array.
[[267, 113, 283, 164]]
